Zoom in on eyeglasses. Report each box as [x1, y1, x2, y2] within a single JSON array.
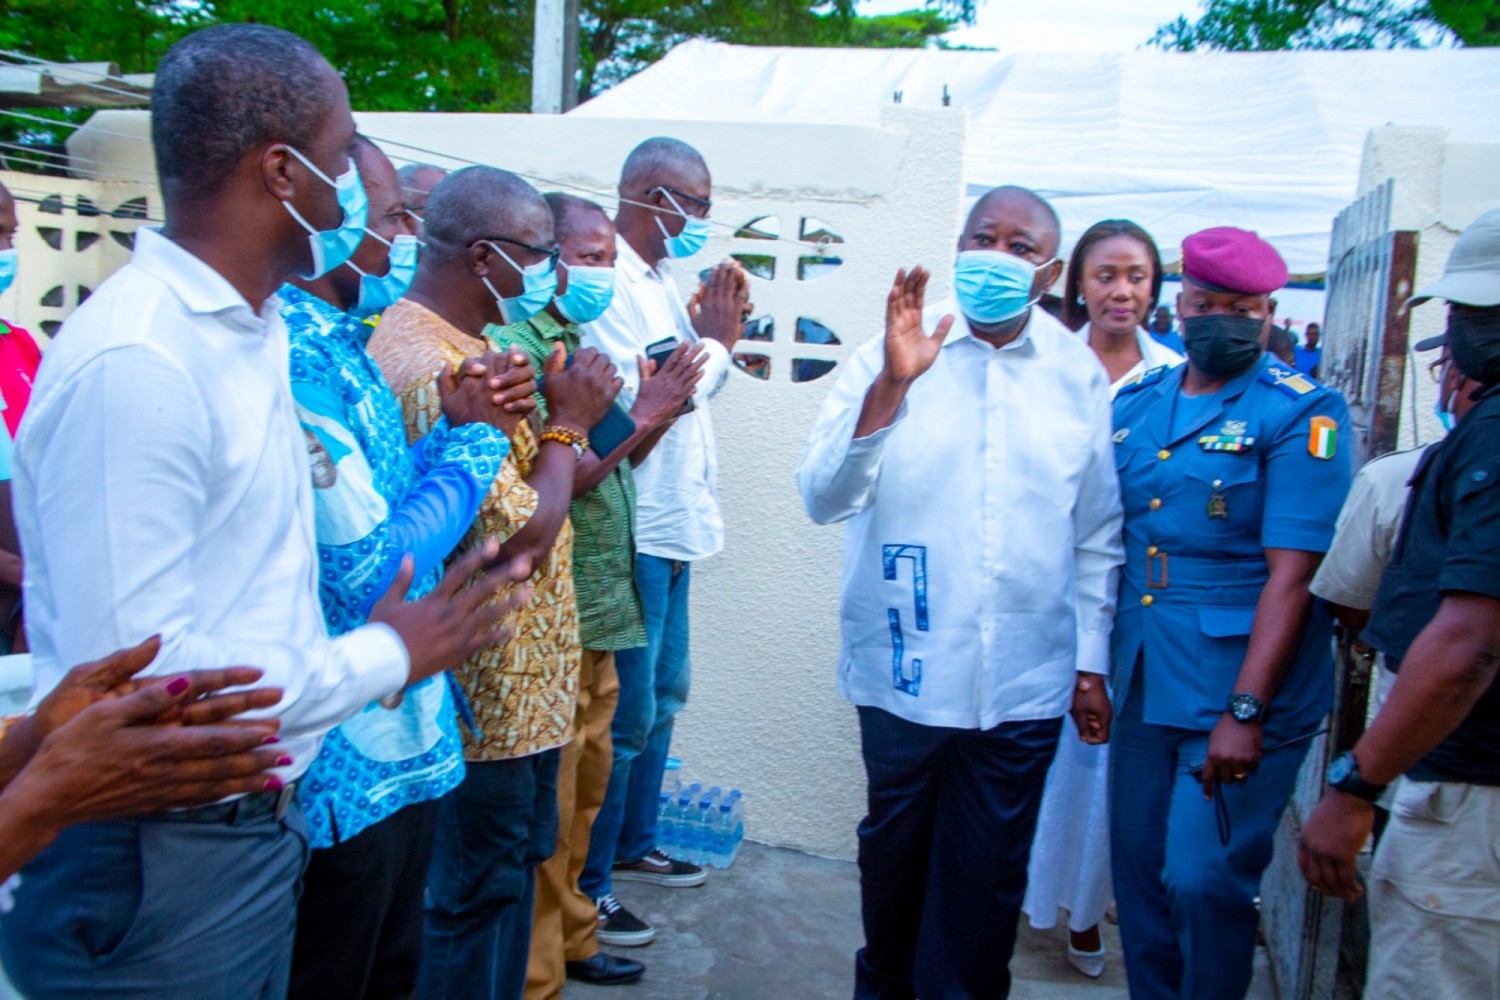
[[1428, 358, 1450, 383], [652, 187, 712, 219], [471, 235, 561, 273]]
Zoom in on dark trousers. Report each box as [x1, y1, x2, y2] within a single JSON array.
[[418, 751, 561, 1000], [853, 706, 1062, 1000], [0, 797, 308, 999], [1109, 681, 1310, 1000], [290, 798, 441, 1000]]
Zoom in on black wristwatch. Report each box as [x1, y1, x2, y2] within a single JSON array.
[[1326, 751, 1387, 803], [1226, 692, 1268, 724]]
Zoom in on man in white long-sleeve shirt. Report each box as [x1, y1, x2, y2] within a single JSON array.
[[798, 186, 1124, 1000], [0, 25, 520, 999], [577, 137, 746, 943]]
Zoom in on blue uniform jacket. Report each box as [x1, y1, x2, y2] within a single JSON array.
[[1110, 353, 1353, 737]]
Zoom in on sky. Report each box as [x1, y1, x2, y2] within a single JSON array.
[[857, 0, 1199, 51]]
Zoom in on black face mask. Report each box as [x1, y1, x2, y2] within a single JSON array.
[[1448, 309, 1500, 385], [1181, 314, 1264, 379]]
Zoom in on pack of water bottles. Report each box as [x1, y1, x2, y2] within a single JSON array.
[[656, 758, 746, 869]]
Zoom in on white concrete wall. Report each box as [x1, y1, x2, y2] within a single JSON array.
[[1356, 127, 1500, 452], [61, 105, 970, 859]]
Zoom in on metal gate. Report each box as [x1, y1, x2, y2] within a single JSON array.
[[1260, 179, 1417, 1000]]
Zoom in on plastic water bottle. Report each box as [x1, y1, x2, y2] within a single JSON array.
[[692, 787, 722, 866], [656, 791, 677, 854], [673, 783, 701, 861], [661, 757, 682, 798], [709, 795, 735, 869], [725, 790, 746, 866]]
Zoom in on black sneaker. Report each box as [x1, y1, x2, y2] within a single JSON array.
[[612, 849, 707, 888], [566, 952, 646, 985], [595, 894, 656, 947]]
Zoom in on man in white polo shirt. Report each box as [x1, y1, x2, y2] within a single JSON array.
[[799, 186, 1123, 999]]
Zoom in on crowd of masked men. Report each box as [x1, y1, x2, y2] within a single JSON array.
[[0, 21, 1494, 1000]]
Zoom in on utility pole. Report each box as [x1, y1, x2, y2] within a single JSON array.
[[531, 0, 580, 113]]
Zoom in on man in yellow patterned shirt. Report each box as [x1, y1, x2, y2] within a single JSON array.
[[370, 166, 622, 1000]]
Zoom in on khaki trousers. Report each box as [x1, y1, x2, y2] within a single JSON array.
[[1365, 779, 1500, 1000], [525, 649, 621, 1000]]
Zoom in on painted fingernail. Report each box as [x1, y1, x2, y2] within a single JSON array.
[[275, 755, 294, 767], [265, 776, 285, 791], [261, 734, 280, 745], [165, 676, 191, 696]]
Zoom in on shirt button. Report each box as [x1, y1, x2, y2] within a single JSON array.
[[1149, 498, 1163, 511], [1158, 449, 1171, 460], [1141, 595, 1154, 607], [1147, 545, 1159, 556]]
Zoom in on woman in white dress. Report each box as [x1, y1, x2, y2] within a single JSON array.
[[1023, 220, 1181, 977]]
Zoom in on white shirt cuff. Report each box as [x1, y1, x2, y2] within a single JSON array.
[[1075, 630, 1111, 678], [333, 622, 412, 704]]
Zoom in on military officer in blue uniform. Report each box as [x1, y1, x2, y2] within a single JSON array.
[[1108, 227, 1353, 999]]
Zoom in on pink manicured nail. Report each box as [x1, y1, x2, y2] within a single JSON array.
[[165, 676, 191, 696], [275, 755, 293, 767], [261, 734, 280, 745], [265, 776, 285, 791]]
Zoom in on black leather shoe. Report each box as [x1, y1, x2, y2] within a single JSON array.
[[565, 953, 646, 986]]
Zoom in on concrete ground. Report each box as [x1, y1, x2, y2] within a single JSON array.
[[568, 842, 1278, 1000]]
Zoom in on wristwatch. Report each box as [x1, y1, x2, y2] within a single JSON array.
[[1326, 751, 1387, 802], [1227, 692, 1269, 724]]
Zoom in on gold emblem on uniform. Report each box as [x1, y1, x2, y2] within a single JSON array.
[[1207, 478, 1229, 519]]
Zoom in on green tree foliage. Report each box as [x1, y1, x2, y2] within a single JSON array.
[[1148, 0, 1498, 50], [0, 0, 962, 122]]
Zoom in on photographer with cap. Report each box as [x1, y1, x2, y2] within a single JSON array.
[[1300, 207, 1500, 1000]]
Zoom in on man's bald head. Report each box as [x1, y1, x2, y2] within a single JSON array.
[[620, 136, 709, 198], [962, 186, 1061, 259], [421, 166, 550, 264]]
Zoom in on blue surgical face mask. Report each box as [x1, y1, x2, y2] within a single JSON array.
[[346, 233, 419, 318], [0, 248, 16, 297], [1435, 365, 1458, 432], [953, 250, 1053, 326], [481, 242, 558, 325], [654, 189, 711, 259], [553, 263, 615, 324], [281, 147, 369, 280]]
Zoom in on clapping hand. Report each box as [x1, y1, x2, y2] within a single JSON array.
[[633, 342, 707, 429], [541, 344, 623, 434], [440, 350, 537, 439]]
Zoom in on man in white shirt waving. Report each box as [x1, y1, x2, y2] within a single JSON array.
[[0, 25, 522, 999], [798, 186, 1123, 1000]]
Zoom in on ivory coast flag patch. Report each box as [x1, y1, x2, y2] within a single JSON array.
[[1308, 415, 1337, 460]]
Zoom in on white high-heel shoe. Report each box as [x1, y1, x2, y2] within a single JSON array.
[[1067, 942, 1107, 978]]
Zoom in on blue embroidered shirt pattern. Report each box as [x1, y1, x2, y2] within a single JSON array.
[[281, 285, 510, 847]]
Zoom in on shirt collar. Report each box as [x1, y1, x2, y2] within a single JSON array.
[[945, 300, 1046, 357], [130, 227, 266, 332], [615, 234, 669, 283]]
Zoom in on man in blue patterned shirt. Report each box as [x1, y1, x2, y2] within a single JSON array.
[[281, 136, 539, 999]]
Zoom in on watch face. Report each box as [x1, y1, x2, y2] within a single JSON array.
[[1327, 753, 1353, 785], [1230, 694, 1261, 722]]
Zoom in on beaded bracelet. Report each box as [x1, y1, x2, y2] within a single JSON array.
[[540, 424, 590, 457]]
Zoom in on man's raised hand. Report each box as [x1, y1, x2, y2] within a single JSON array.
[[883, 267, 954, 385], [440, 350, 537, 439]]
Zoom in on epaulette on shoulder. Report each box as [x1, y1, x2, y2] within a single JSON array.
[[1259, 364, 1324, 399], [1117, 365, 1169, 396]]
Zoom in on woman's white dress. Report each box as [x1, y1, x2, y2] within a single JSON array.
[[1023, 325, 1182, 932]]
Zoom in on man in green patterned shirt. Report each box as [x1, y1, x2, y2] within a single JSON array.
[[488, 193, 704, 994]]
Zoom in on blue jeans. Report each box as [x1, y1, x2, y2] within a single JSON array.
[[1109, 678, 1311, 1000], [853, 706, 1061, 1000], [580, 553, 691, 900], [0, 797, 309, 999], [419, 750, 560, 1000]]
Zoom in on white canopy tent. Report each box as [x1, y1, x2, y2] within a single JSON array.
[[571, 42, 1500, 275]]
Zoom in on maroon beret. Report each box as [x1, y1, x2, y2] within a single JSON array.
[[1181, 227, 1288, 295]]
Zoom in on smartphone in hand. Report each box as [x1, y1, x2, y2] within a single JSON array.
[[645, 337, 695, 413]]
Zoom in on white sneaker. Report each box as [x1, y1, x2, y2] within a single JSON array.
[[1068, 942, 1107, 978]]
